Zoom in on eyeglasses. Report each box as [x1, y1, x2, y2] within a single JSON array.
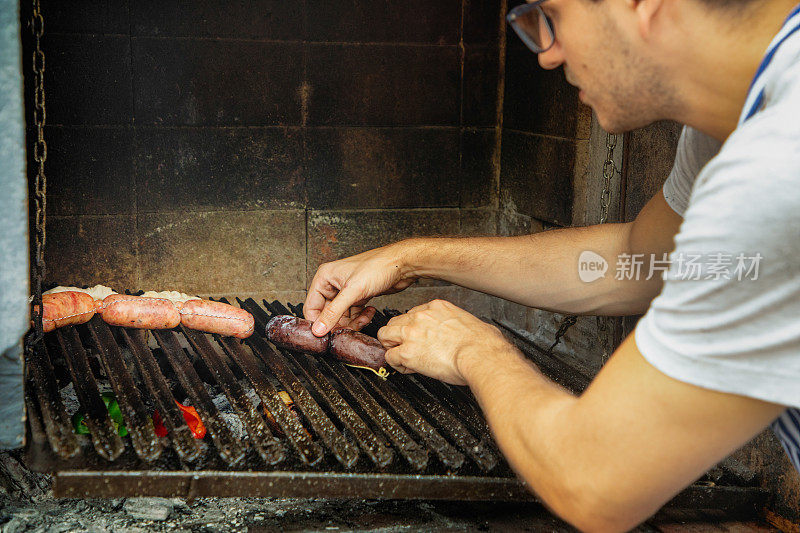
[[506, 0, 555, 54]]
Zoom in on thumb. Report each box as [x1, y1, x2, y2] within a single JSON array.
[[312, 285, 362, 336]]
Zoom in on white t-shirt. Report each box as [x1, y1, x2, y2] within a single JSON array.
[[634, 10, 800, 471]]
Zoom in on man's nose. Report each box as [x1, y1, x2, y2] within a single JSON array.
[[538, 42, 565, 70]]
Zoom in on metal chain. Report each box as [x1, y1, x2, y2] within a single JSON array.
[[599, 132, 618, 225], [548, 131, 619, 358], [596, 131, 619, 362], [547, 315, 577, 356], [27, 0, 48, 349]]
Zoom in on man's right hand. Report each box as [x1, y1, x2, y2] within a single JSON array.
[[304, 241, 420, 336]]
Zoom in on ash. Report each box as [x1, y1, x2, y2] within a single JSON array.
[[204, 382, 261, 441], [0, 451, 569, 532]]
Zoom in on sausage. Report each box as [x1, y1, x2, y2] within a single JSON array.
[[329, 328, 387, 373], [39, 291, 96, 332], [179, 300, 255, 338], [99, 294, 181, 329], [266, 315, 330, 354]]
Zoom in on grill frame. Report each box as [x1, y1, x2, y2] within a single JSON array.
[[21, 298, 771, 511]]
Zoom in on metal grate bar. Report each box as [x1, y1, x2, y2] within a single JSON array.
[[246, 334, 360, 468], [392, 376, 499, 471], [319, 357, 429, 471], [359, 371, 465, 471], [25, 343, 79, 458], [258, 300, 431, 471], [362, 308, 501, 469], [494, 320, 591, 394], [53, 470, 539, 501], [24, 386, 48, 445], [152, 329, 246, 466], [51, 470, 771, 513], [86, 317, 161, 462], [55, 328, 124, 461], [264, 300, 295, 317], [120, 328, 202, 462], [181, 327, 285, 465], [228, 298, 364, 469], [259, 300, 431, 471], [413, 376, 491, 440], [240, 297, 393, 469], [285, 351, 395, 468], [216, 333, 324, 466]]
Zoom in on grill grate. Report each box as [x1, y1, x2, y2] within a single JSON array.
[[24, 299, 509, 482], [21, 298, 772, 510]]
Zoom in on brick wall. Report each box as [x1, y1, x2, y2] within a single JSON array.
[[32, 0, 595, 319], [33, 0, 506, 312], [500, 1, 593, 230]]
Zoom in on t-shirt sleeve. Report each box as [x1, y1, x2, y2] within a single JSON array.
[[635, 113, 800, 409], [662, 126, 722, 216]]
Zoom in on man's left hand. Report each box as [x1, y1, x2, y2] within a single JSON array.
[[377, 299, 514, 385]]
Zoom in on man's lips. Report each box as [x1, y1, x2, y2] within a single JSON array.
[[564, 69, 587, 102]]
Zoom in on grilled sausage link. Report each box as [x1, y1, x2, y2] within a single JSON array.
[[39, 291, 96, 333], [266, 315, 330, 354], [179, 300, 255, 338], [99, 294, 181, 329], [329, 328, 387, 372]]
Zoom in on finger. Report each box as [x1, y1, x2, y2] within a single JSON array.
[[377, 325, 404, 347], [313, 285, 363, 336], [339, 305, 363, 324], [385, 312, 412, 329], [385, 347, 415, 375], [349, 306, 376, 331], [406, 301, 434, 315], [304, 275, 339, 322]]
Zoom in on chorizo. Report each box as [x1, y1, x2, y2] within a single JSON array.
[[179, 300, 255, 338], [329, 328, 387, 374], [99, 294, 181, 329], [266, 315, 329, 354], [39, 291, 96, 333]]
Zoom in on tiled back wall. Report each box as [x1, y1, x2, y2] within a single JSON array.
[[35, 0, 586, 307]]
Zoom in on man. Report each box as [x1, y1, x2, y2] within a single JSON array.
[[304, 0, 800, 530]]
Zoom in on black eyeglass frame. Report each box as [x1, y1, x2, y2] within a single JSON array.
[[506, 0, 555, 54]]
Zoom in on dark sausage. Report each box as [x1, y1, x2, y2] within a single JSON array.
[[329, 328, 387, 373], [266, 315, 330, 354], [180, 300, 254, 338]]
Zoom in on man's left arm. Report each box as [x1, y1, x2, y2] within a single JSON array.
[[378, 300, 785, 532]]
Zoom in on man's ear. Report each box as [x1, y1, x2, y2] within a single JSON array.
[[627, 0, 666, 39]]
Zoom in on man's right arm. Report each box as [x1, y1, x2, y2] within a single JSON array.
[[305, 190, 682, 334], [406, 191, 681, 315]]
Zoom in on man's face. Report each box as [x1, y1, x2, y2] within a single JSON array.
[[536, 0, 676, 133]]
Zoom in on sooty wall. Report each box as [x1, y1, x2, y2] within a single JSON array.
[[27, 0, 593, 321]]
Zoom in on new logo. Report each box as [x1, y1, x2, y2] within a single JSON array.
[[578, 251, 608, 283]]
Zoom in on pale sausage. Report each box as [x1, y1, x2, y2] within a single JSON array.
[[39, 291, 96, 333], [180, 300, 255, 338], [99, 294, 181, 329]]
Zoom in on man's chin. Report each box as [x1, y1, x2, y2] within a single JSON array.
[[594, 109, 645, 135]]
